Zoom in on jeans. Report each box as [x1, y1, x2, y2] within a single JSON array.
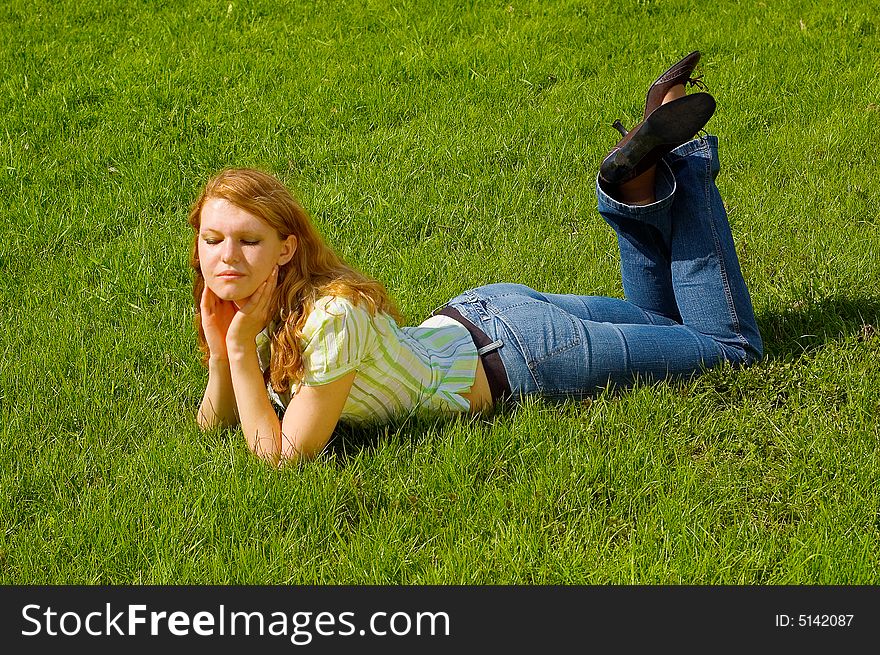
[[442, 135, 763, 401]]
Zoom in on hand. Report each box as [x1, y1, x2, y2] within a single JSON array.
[[226, 266, 278, 354], [200, 285, 238, 360]]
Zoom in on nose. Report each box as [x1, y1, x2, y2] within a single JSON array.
[[220, 239, 240, 263]]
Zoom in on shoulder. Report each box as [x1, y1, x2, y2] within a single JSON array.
[[311, 295, 363, 318], [300, 295, 379, 350], [304, 295, 371, 331], [300, 295, 379, 384]]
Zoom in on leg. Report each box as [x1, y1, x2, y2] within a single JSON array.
[[594, 62, 760, 361], [591, 83, 690, 322], [537, 292, 678, 327], [444, 283, 731, 400], [462, 283, 680, 327], [441, 139, 763, 399], [596, 158, 681, 322], [666, 136, 763, 360], [597, 136, 762, 363]]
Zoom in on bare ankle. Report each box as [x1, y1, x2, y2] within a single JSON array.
[[662, 83, 686, 105]]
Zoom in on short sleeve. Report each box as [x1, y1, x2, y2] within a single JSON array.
[[300, 296, 374, 386]]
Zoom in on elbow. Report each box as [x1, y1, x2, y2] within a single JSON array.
[[278, 445, 314, 467], [279, 433, 322, 467], [248, 426, 283, 466], [196, 411, 217, 432], [250, 434, 282, 467], [197, 404, 238, 432], [277, 452, 301, 468], [259, 450, 282, 468], [197, 413, 237, 432]]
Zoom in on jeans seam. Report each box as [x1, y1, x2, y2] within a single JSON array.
[[491, 315, 540, 392], [701, 140, 749, 355]]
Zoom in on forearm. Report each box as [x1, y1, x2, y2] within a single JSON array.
[[197, 356, 239, 429], [228, 345, 282, 465]]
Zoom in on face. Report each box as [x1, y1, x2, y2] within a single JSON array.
[[198, 197, 297, 303]]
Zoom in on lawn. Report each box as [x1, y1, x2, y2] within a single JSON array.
[[1, 0, 878, 583]]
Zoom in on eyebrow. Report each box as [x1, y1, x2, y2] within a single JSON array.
[[200, 228, 264, 238]]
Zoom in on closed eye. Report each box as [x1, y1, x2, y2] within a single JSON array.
[[201, 237, 261, 245]]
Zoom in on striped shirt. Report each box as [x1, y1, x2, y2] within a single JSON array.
[[256, 296, 478, 424]]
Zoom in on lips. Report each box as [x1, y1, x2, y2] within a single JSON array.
[[217, 271, 245, 279]]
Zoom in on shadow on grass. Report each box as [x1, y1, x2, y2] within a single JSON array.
[[323, 420, 430, 464], [756, 294, 880, 359], [323, 407, 516, 465]]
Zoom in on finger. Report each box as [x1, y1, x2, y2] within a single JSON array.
[[200, 285, 213, 313], [238, 280, 268, 314], [246, 268, 279, 313], [258, 267, 279, 308], [204, 286, 228, 316]]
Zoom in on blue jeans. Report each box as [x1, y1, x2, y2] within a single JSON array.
[[442, 135, 763, 401]]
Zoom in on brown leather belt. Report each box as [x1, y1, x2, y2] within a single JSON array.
[[433, 305, 511, 403]]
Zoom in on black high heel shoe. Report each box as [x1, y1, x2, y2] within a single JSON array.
[[599, 92, 716, 186]]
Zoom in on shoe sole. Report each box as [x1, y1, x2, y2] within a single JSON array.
[[600, 93, 716, 186]]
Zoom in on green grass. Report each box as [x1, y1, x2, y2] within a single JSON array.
[[1, 0, 879, 584]]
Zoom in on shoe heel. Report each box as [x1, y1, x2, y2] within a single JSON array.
[[600, 93, 716, 185]]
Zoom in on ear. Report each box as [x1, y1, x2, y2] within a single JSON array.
[[278, 234, 297, 266]]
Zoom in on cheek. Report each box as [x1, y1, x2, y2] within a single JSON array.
[[197, 243, 212, 268], [246, 247, 277, 275], [199, 246, 229, 276]]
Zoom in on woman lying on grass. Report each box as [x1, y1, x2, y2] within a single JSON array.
[[191, 51, 763, 466]]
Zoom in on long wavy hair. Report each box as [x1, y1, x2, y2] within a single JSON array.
[[189, 168, 403, 394]]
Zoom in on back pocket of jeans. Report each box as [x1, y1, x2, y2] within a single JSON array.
[[489, 299, 580, 367]]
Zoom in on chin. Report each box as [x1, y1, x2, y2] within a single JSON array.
[[208, 280, 255, 302]]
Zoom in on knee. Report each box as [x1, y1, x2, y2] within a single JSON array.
[[732, 337, 763, 366], [745, 338, 764, 365]]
